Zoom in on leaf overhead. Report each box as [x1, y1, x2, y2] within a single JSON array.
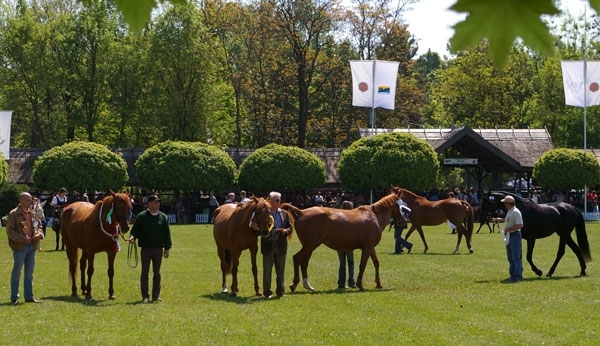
[[449, 0, 560, 66]]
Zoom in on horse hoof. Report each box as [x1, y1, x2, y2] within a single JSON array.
[[289, 284, 296, 293], [109, 295, 116, 300], [221, 287, 228, 294], [71, 293, 78, 297], [469, 248, 474, 254], [85, 296, 93, 301], [358, 287, 365, 292], [375, 284, 383, 289], [302, 278, 315, 291], [581, 271, 587, 276], [230, 292, 237, 297], [535, 270, 543, 277]]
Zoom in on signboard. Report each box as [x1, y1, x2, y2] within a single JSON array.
[[443, 158, 478, 165], [0, 111, 11, 160]]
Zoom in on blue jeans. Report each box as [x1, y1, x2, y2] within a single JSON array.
[[394, 225, 412, 253], [337, 251, 355, 287], [11, 244, 36, 301], [506, 231, 523, 280]]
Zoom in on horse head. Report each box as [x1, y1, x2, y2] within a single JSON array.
[[107, 189, 133, 234], [248, 196, 273, 237]]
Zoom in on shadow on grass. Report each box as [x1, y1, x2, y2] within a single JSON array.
[[41, 294, 109, 306], [474, 274, 586, 284], [202, 286, 393, 304]]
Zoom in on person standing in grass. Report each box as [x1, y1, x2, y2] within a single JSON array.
[[129, 194, 172, 303], [493, 195, 523, 282], [337, 200, 356, 289], [261, 191, 293, 299], [6, 192, 44, 304]]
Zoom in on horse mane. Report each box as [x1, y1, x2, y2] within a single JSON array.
[[370, 193, 399, 214]]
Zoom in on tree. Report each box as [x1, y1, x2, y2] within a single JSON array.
[[145, 4, 219, 142], [135, 141, 235, 192], [533, 148, 600, 192], [32, 141, 129, 192], [338, 132, 439, 192], [238, 143, 326, 194], [0, 152, 8, 185]]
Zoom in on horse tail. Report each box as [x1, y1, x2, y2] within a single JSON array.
[[462, 201, 474, 237], [575, 212, 592, 263], [224, 249, 232, 275], [280, 203, 303, 219]]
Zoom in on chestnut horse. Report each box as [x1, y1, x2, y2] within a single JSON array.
[[281, 188, 405, 292], [60, 190, 132, 300], [213, 197, 274, 296], [400, 188, 474, 254]]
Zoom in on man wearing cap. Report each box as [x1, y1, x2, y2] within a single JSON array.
[[493, 195, 523, 282], [129, 194, 172, 303]]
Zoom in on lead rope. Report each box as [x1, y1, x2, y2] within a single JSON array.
[[127, 240, 138, 268]]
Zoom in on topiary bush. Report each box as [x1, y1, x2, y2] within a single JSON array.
[[238, 144, 326, 195], [32, 141, 129, 192], [533, 148, 600, 191], [135, 141, 235, 192], [338, 132, 439, 192]]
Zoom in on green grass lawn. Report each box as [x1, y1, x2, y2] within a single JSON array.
[[1, 221, 600, 345]]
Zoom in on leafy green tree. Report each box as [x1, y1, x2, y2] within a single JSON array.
[[533, 148, 600, 191], [238, 143, 325, 194], [135, 141, 235, 192], [145, 4, 219, 142], [32, 141, 129, 192], [0, 183, 29, 218], [338, 132, 439, 192], [0, 152, 8, 185]]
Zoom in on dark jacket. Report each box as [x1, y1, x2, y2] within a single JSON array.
[[261, 209, 292, 255], [130, 210, 172, 250]]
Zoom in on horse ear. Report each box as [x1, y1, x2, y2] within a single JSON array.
[[109, 188, 116, 196]]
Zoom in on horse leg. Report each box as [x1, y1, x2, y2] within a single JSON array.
[[107, 251, 116, 300], [546, 239, 567, 278], [230, 251, 241, 297], [290, 247, 316, 292], [452, 229, 463, 254], [405, 226, 429, 253], [563, 236, 587, 276], [79, 251, 88, 297], [66, 245, 79, 297], [84, 253, 96, 300], [217, 247, 229, 294], [525, 239, 543, 276], [414, 228, 428, 253], [249, 245, 261, 296], [356, 249, 371, 291], [369, 250, 382, 289]]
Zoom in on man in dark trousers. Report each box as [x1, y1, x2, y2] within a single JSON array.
[[261, 191, 293, 299], [129, 195, 172, 303]]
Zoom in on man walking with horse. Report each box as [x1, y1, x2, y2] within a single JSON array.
[[493, 195, 523, 282], [261, 191, 293, 299], [129, 194, 172, 303]]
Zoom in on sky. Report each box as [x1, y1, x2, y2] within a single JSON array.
[[403, 0, 592, 57]]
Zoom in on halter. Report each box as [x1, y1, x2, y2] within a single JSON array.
[[99, 201, 121, 252]]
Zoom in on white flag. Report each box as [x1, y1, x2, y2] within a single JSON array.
[[561, 61, 600, 107], [350, 60, 400, 110], [0, 111, 12, 160]]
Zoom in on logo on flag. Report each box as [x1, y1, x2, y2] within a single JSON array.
[[350, 60, 400, 110], [561, 61, 600, 107]]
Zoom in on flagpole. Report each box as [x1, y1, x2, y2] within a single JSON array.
[[370, 60, 376, 204], [584, 5, 588, 216]]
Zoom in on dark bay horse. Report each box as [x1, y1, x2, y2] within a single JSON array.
[[213, 197, 274, 296], [281, 187, 405, 292], [60, 190, 132, 300], [400, 188, 474, 254], [485, 191, 591, 277]]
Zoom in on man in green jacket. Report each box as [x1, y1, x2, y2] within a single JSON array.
[[129, 195, 172, 303]]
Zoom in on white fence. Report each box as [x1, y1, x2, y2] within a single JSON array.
[[585, 212, 600, 221]]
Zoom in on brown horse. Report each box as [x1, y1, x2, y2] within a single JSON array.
[[60, 190, 132, 300], [400, 188, 474, 254], [213, 197, 274, 296], [281, 187, 405, 292]]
